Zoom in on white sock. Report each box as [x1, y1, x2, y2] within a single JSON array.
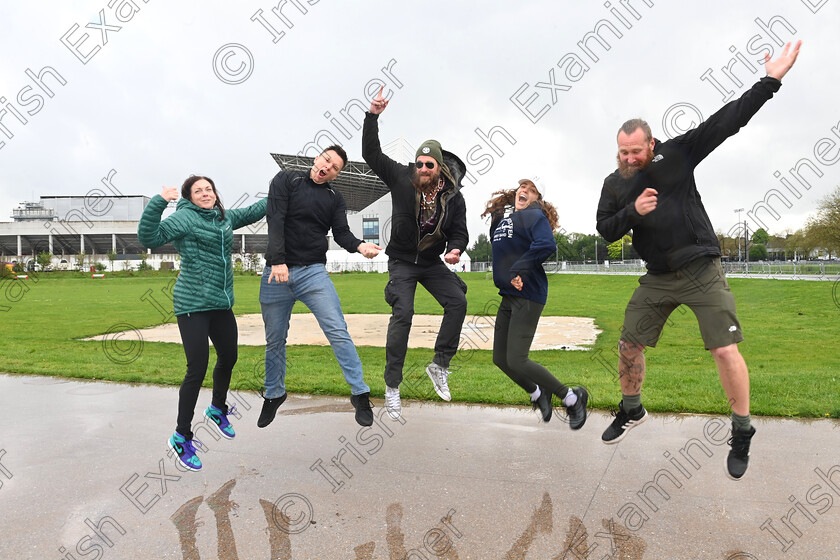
[[529, 387, 541, 402], [563, 388, 577, 407]]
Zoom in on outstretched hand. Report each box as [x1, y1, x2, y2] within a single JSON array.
[[358, 242, 383, 259], [765, 40, 802, 81], [369, 86, 389, 114]]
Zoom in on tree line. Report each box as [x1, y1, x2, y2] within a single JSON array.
[[469, 186, 840, 262]]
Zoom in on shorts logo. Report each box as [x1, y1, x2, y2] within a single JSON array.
[[728, 325, 737, 332]]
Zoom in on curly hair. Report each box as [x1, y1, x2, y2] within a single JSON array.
[[481, 179, 559, 231]]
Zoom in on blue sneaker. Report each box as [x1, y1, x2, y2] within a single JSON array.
[[205, 404, 236, 439], [168, 431, 202, 471]]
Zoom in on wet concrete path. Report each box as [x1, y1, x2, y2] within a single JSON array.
[[1, 374, 838, 559]]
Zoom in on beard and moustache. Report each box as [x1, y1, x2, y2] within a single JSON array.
[[411, 166, 442, 194], [617, 147, 654, 179]]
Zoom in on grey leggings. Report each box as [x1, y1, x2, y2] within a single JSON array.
[[493, 295, 568, 397]]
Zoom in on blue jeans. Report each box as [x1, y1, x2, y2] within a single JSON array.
[[259, 264, 369, 398]]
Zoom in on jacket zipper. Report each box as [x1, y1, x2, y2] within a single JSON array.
[[220, 226, 231, 308]]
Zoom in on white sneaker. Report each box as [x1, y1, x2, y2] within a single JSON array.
[[425, 363, 451, 401], [385, 385, 401, 419]]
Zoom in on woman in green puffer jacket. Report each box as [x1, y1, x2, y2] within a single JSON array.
[[138, 175, 266, 472]]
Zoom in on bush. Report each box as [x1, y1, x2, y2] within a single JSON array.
[[749, 244, 768, 261]]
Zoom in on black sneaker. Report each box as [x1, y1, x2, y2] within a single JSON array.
[[532, 387, 552, 422], [257, 393, 287, 428], [726, 425, 756, 480], [350, 392, 374, 427], [565, 387, 589, 430], [601, 400, 648, 444]]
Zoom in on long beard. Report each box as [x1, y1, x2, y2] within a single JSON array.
[[617, 149, 654, 179], [412, 168, 441, 194]]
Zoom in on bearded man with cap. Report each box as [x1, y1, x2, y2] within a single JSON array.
[[363, 89, 469, 419]]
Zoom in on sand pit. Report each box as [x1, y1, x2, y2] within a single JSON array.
[[87, 314, 601, 351]]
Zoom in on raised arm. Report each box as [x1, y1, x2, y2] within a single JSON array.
[[677, 41, 802, 166], [362, 87, 407, 186], [227, 197, 267, 230], [765, 40, 801, 81], [137, 188, 191, 248]]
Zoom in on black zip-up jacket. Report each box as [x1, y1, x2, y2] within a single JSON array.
[[264, 170, 362, 266], [362, 112, 469, 267], [596, 76, 782, 274]]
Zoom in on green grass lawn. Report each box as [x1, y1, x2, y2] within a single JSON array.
[[1, 271, 838, 418]]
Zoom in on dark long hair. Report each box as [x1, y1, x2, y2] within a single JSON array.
[[180, 175, 225, 220]]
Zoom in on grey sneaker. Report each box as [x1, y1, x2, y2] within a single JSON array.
[[385, 385, 402, 419], [425, 362, 451, 401]]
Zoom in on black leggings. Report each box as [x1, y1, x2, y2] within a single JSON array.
[[175, 309, 238, 440], [493, 295, 568, 398]]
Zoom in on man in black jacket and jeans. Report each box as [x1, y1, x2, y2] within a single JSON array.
[[363, 89, 469, 420], [596, 41, 800, 480], [258, 145, 382, 428]]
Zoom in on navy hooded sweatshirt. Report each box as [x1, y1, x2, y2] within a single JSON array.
[[490, 202, 556, 305]]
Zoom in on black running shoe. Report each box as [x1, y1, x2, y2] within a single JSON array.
[[565, 387, 589, 430], [257, 393, 287, 428], [601, 400, 647, 444], [726, 425, 756, 480], [350, 392, 374, 427], [533, 387, 552, 422]]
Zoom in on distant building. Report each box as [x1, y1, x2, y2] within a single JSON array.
[[0, 144, 470, 271]]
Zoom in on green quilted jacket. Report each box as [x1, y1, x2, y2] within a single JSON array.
[[138, 194, 267, 316]]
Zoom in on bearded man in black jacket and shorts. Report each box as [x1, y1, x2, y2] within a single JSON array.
[[363, 88, 469, 420], [596, 41, 801, 480]]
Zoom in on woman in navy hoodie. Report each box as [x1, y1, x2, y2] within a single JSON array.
[[482, 179, 588, 429]]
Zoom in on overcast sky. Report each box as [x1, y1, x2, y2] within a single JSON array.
[[1, 0, 837, 246]]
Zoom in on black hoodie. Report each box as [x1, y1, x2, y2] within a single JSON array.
[[264, 170, 362, 267], [596, 76, 782, 274], [363, 112, 469, 267]]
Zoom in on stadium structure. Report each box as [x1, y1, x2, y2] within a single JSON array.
[[0, 141, 431, 273]]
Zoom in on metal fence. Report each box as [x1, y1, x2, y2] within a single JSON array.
[[470, 260, 840, 280]]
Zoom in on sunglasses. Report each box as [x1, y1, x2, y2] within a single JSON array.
[[415, 161, 436, 169]]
